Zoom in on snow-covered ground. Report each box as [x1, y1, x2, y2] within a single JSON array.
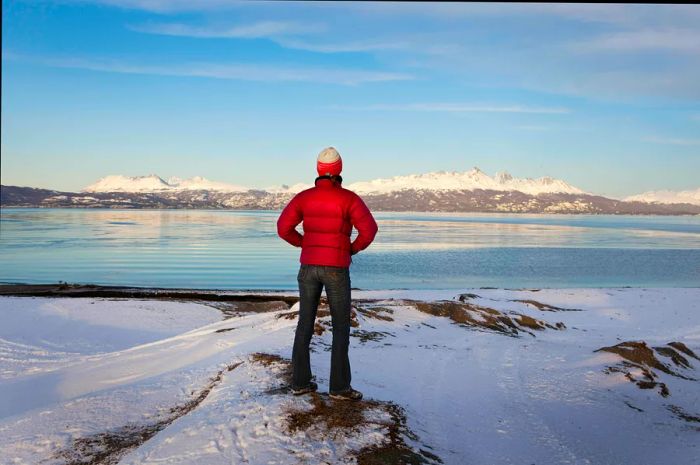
[[0, 288, 698, 465]]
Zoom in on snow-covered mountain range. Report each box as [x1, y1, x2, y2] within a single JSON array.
[[83, 175, 248, 193], [625, 187, 700, 206], [5, 169, 699, 214], [346, 168, 585, 195], [83, 168, 585, 196]]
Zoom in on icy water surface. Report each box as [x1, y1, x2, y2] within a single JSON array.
[[0, 209, 698, 289]]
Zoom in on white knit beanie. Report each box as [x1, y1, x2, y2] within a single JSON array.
[[317, 147, 341, 163], [316, 147, 343, 176]]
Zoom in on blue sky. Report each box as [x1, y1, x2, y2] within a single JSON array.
[[2, 1, 699, 197]]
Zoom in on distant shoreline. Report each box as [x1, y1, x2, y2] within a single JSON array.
[[3, 184, 700, 215], [1, 206, 699, 216], [0, 283, 300, 304], [2, 283, 698, 302]]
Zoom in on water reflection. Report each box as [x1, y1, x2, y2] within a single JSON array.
[[0, 209, 698, 289]]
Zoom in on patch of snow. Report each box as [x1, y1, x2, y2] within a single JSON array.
[[346, 167, 586, 195], [0, 297, 223, 380], [166, 176, 248, 193], [262, 182, 314, 194], [83, 175, 248, 194], [83, 175, 172, 193], [625, 187, 700, 206]]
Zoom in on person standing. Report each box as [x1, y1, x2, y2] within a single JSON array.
[[277, 147, 378, 400]]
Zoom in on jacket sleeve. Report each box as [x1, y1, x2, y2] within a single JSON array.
[[277, 195, 303, 247], [349, 194, 378, 255]]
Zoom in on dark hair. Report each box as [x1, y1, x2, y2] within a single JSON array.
[[315, 174, 343, 184]]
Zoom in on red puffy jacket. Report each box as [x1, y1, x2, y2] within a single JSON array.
[[277, 176, 378, 267]]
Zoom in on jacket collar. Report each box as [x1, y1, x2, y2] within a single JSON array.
[[314, 175, 343, 188]]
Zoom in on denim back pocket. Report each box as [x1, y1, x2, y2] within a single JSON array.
[[297, 265, 308, 281], [325, 267, 348, 282]]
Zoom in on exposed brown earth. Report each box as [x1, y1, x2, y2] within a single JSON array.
[[407, 300, 565, 337], [0, 283, 298, 312], [275, 304, 362, 336], [250, 352, 294, 392], [667, 342, 700, 361], [351, 329, 396, 343], [286, 393, 382, 435], [250, 352, 288, 367], [511, 299, 582, 312], [52, 361, 242, 465], [596, 341, 697, 398], [458, 293, 581, 312], [277, 302, 398, 340], [602, 363, 670, 397], [667, 405, 700, 426], [205, 300, 290, 318], [355, 304, 396, 321], [596, 341, 696, 379], [285, 394, 441, 465], [248, 352, 441, 465]]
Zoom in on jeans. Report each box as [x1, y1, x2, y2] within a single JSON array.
[[292, 264, 352, 392]]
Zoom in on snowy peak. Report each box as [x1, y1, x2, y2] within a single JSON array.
[[82, 175, 171, 193], [167, 176, 248, 193], [346, 168, 586, 195], [495, 171, 514, 183], [263, 182, 314, 194], [83, 175, 247, 193], [625, 187, 700, 206], [83, 169, 585, 195]]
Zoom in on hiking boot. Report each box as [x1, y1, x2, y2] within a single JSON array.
[[329, 387, 363, 401], [292, 381, 318, 396]]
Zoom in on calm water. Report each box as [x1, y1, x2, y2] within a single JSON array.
[[1, 209, 699, 289]]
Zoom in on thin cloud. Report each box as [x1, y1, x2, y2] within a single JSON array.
[[572, 29, 700, 54], [264, 37, 407, 53], [514, 125, 552, 131], [331, 103, 571, 114], [130, 21, 405, 53], [342, 3, 639, 25], [560, 69, 700, 101], [68, 0, 247, 13], [644, 136, 700, 146], [138, 2, 653, 25], [58, 1, 639, 22], [13, 54, 412, 85], [30, 3, 700, 101], [129, 21, 324, 39]]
